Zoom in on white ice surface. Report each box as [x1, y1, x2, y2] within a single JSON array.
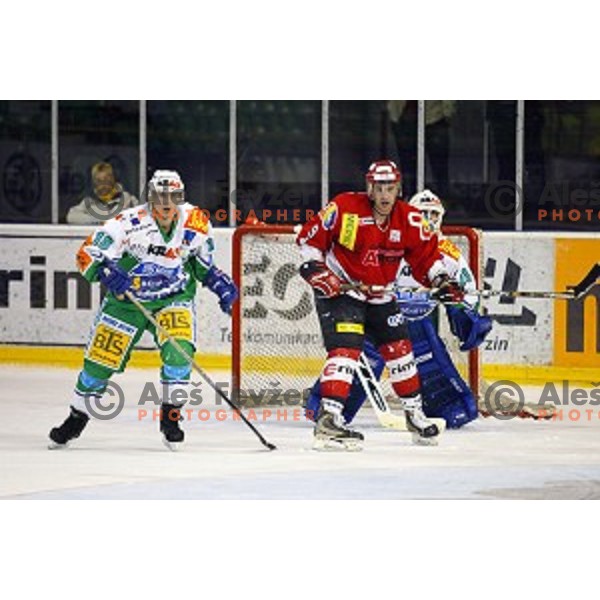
[[1, 365, 600, 499]]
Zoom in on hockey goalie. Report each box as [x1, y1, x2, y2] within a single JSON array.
[[304, 189, 493, 431]]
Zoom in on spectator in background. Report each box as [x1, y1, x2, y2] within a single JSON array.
[[388, 101, 455, 199], [66, 162, 138, 224]]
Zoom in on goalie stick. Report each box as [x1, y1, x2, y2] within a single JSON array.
[[341, 263, 600, 302], [479, 379, 556, 420], [123, 290, 277, 451], [355, 353, 446, 432]]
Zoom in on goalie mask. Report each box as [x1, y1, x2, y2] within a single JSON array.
[[148, 170, 185, 207], [409, 189, 445, 233]]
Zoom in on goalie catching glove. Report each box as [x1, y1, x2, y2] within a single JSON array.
[[446, 305, 493, 351], [431, 273, 464, 304], [300, 261, 343, 298]]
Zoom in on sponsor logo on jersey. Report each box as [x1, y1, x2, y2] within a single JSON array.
[[439, 238, 460, 261], [147, 244, 179, 259], [359, 217, 374, 225], [92, 231, 114, 251], [363, 248, 405, 267], [339, 213, 359, 251], [389, 229, 401, 243], [184, 208, 210, 234], [319, 202, 338, 230], [183, 230, 197, 246]]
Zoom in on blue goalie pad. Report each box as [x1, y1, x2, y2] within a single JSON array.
[[407, 318, 478, 428], [445, 305, 493, 351]]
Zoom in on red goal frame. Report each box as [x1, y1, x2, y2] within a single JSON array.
[[232, 224, 482, 397]]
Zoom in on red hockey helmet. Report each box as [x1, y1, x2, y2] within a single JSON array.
[[365, 160, 402, 185]]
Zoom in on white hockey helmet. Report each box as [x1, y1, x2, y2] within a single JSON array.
[[408, 189, 445, 232], [148, 170, 185, 205]]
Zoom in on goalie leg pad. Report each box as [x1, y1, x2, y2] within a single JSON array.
[[407, 318, 478, 428]]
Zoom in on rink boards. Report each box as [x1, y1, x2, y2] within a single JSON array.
[[0, 224, 598, 384]]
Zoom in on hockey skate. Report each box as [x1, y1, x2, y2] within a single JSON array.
[[313, 399, 364, 452], [160, 404, 184, 451], [48, 407, 90, 449], [402, 396, 440, 446]]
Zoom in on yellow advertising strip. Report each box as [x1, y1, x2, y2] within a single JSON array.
[[242, 355, 323, 378], [483, 364, 599, 387], [1, 347, 595, 387], [0, 345, 231, 371], [554, 238, 600, 369]]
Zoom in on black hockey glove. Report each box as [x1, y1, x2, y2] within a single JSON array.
[[431, 274, 465, 304]]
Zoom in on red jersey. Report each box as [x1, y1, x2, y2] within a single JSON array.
[[297, 192, 443, 287]]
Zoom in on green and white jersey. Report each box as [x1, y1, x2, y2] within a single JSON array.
[[76, 202, 214, 303]]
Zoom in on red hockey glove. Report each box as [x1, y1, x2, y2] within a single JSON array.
[[431, 274, 465, 304], [300, 261, 343, 298]]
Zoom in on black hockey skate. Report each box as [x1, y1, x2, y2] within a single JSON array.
[[48, 407, 90, 449], [160, 404, 185, 451], [313, 399, 364, 452], [403, 401, 440, 446]]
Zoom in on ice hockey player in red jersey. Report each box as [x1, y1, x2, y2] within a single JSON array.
[[296, 160, 464, 450]]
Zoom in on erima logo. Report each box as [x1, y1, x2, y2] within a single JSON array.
[[390, 360, 415, 376]]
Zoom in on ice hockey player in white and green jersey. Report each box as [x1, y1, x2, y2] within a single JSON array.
[[48, 170, 238, 451]]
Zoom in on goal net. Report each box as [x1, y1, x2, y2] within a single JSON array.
[[232, 224, 482, 411]]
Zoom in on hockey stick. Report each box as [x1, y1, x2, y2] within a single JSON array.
[[342, 283, 580, 301], [123, 291, 277, 451], [341, 262, 600, 302], [567, 262, 600, 299], [355, 353, 446, 432]]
